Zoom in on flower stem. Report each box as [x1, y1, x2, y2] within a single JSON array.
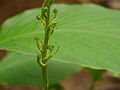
[[42, 65, 49, 90], [41, 1, 50, 89], [35, 0, 58, 90]]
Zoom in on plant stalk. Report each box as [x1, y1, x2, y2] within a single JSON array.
[[42, 33, 49, 90], [41, 0, 51, 90], [42, 65, 49, 90], [35, 0, 58, 90]]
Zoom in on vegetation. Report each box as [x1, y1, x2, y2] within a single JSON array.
[[0, 1, 120, 90]]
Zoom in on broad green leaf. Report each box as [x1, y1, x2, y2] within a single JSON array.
[[0, 4, 120, 78], [0, 52, 80, 86]]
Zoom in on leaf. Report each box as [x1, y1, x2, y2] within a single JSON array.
[[0, 4, 120, 78], [0, 52, 80, 86]]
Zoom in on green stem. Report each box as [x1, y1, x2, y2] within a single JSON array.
[[42, 65, 49, 90], [42, 0, 51, 60], [35, 0, 57, 90], [41, 1, 51, 90], [42, 32, 49, 59], [42, 32, 49, 90]]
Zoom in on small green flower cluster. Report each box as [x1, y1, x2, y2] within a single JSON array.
[[34, 0, 58, 89], [34, 0, 58, 67], [36, 0, 58, 38]]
